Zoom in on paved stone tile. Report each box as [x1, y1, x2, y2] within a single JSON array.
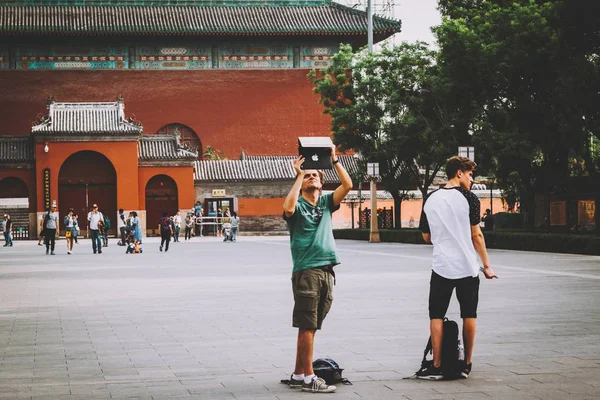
[[0, 238, 599, 399]]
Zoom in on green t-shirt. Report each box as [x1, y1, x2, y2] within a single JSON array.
[[284, 193, 340, 272]]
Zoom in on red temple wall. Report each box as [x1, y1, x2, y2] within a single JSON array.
[[0, 70, 331, 157]]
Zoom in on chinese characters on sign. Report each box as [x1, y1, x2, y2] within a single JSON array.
[[43, 168, 51, 210]]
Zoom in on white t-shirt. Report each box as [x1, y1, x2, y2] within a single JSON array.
[[88, 211, 104, 230], [419, 187, 481, 279], [173, 215, 182, 227], [117, 212, 126, 229]]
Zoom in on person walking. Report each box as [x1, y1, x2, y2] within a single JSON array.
[[63, 208, 76, 254], [73, 214, 79, 244], [131, 211, 142, 244], [173, 210, 182, 242], [184, 213, 193, 241], [417, 156, 498, 380], [230, 211, 240, 242], [282, 146, 352, 393], [44, 205, 58, 255], [2, 214, 13, 247], [159, 212, 172, 252], [117, 208, 127, 246], [87, 204, 104, 254]]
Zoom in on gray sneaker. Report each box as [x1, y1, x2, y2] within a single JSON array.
[[302, 376, 336, 393], [289, 374, 303, 389]]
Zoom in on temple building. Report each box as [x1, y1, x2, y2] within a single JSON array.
[[0, 0, 401, 237]]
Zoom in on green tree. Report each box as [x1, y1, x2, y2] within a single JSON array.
[[435, 0, 600, 228], [309, 43, 468, 226]]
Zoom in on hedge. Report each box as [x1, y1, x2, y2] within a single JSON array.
[[333, 229, 600, 256]]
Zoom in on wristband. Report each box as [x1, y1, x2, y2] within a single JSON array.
[[332, 159, 340, 165]]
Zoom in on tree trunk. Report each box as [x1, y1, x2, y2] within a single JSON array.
[[520, 186, 536, 231], [391, 192, 402, 229]]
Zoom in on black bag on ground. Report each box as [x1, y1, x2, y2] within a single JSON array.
[[279, 358, 352, 386], [417, 317, 462, 380], [313, 358, 352, 385]]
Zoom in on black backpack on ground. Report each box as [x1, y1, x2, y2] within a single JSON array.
[[313, 358, 352, 385], [417, 318, 463, 380], [279, 358, 352, 386]]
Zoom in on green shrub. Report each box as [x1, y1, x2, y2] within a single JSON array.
[[334, 229, 600, 256], [494, 213, 524, 229]]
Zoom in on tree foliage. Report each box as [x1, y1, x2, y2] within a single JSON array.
[[435, 0, 600, 227], [308, 43, 468, 200]]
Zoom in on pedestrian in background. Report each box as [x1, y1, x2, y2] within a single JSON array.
[[230, 211, 240, 242], [64, 208, 75, 254], [87, 204, 103, 254], [44, 205, 58, 255], [131, 211, 142, 244], [184, 213, 193, 241], [2, 214, 13, 247], [159, 212, 172, 252], [173, 210, 182, 242], [118, 208, 127, 246], [73, 214, 79, 244]]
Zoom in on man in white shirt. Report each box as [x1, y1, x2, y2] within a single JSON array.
[[87, 204, 104, 254], [117, 208, 127, 246], [417, 156, 497, 380], [173, 210, 182, 242]]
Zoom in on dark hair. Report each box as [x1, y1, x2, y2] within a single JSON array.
[[162, 212, 168, 217], [446, 156, 477, 179], [68, 208, 74, 212], [131, 211, 138, 217], [232, 211, 237, 217], [119, 208, 124, 213]]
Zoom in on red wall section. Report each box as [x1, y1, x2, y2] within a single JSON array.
[[35, 141, 139, 212], [138, 166, 195, 211], [0, 70, 331, 157], [0, 169, 37, 212]]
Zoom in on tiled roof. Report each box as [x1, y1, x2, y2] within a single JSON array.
[[0, 137, 34, 163], [0, 4, 401, 37], [195, 154, 358, 182], [244, 154, 359, 183], [194, 159, 295, 182], [31, 99, 143, 136], [139, 135, 198, 161]]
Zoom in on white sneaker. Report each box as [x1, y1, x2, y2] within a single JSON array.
[[302, 377, 336, 393]]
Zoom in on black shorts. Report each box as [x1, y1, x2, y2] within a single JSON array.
[[429, 271, 480, 319]]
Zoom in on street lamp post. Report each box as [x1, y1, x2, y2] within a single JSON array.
[[367, 0, 373, 53], [367, 162, 381, 243]]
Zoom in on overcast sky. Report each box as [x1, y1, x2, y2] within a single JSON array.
[[393, 0, 441, 45]]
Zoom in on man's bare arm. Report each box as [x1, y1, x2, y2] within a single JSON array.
[[471, 224, 497, 279], [283, 156, 305, 218], [331, 146, 353, 207]]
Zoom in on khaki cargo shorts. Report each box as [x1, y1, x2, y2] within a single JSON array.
[[291, 267, 334, 330]]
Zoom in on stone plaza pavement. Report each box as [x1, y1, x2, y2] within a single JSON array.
[[0, 236, 599, 400]]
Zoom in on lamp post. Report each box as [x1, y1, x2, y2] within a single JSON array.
[[367, 0, 373, 53], [354, 153, 362, 228], [367, 162, 381, 243]]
